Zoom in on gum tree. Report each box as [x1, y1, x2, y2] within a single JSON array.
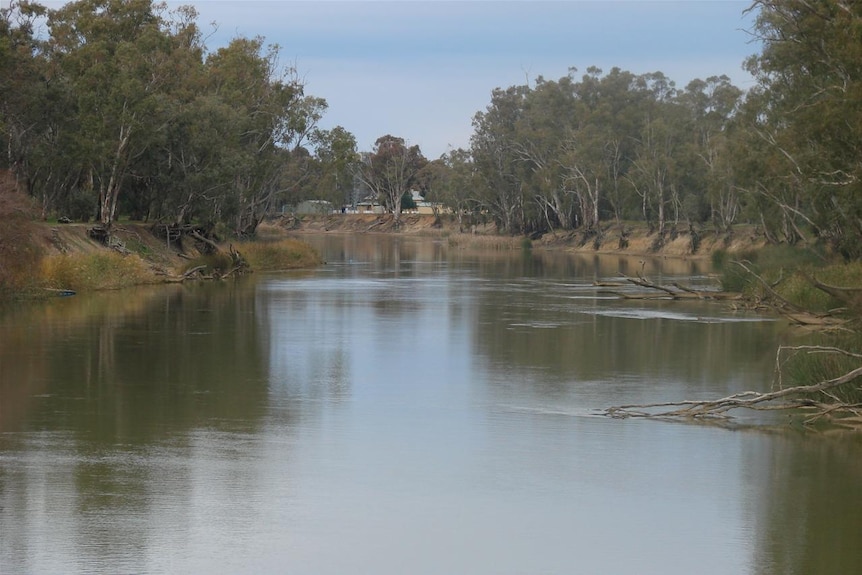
[[356, 135, 427, 227]]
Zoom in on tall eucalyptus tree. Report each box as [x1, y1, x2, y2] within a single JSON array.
[[356, 135, 427, 226], [742, 0, 862, 256]]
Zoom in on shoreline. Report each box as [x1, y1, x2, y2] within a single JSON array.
[[277, 214, 768, 260], [0, 215, 768, 298]]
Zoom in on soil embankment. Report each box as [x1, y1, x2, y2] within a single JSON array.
[[279, 214, 767, 259], [39, 222, 189, 271], [28, 216, 767, 289]]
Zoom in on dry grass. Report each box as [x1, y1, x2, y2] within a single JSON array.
[[40, 252, 157, 291], [0, 172, 44, 295], [237, 238, 323, 271], [446, 233, 527, 251]]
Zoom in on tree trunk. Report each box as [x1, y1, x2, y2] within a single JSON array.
[[99, 123, 132, 230]]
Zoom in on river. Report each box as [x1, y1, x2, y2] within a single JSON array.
[[1, 234, 861, 574]]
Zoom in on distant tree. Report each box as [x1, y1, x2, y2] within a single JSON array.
[[1, 0, 333, 239], [312, 126, 359, 207], [680, 75, 743, 233], [356, 135, 427, 227], [423, 149, 478, 231], [400, 189, 416, 211], [471, 85, 529, 234]]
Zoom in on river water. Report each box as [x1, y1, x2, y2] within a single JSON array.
[[1, 234, 861, 574]]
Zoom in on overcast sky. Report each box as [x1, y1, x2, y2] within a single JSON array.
[[45, 0, 761, 158]]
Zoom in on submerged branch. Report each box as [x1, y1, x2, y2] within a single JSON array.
[[605, 273, 741, 301], [734, 261, 851, 328], [603, 346, 862, 428]]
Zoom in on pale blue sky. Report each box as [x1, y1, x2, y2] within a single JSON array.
[[46, 0, 761, 158]]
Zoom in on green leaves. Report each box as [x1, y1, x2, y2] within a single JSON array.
[[744, 1, 862, 256], [468, 68, 744, 237], [2, 0, 337, 237], [356, 135, 427, 221]]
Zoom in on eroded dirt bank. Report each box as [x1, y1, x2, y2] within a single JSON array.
[[278, 214, 767, 259]]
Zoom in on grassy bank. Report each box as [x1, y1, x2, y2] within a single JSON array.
[[238, 238, 323, 271], [712, 245, 862, 315], [0, 222, 323, 298], [710, 245, 862, 422], [40, 252, 158, 292]]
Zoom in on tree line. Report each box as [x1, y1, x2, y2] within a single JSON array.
[[432, 1, 862, 259], [1, 0, 357, 237], [3, 1, 861, 258]]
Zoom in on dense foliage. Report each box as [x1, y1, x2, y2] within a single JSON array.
[[3, 0, 861, 256], [741, 0, 862, 258], [468, 69, 744, 239], [0, 0, 355, 236], [355, 135, 427, 225], [461, 0, 862, 255]]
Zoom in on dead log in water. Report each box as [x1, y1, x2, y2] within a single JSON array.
[[603, 345, 862, 429], [605, 274, 741, 301]]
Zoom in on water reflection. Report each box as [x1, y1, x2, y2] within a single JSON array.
[[1, 234, 860, 574], [749, 432, 862, 574]]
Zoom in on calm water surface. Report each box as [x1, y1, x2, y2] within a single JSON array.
[[1, 235, 861, 574]]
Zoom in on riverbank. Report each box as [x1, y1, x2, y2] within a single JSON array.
[[278, 213, 768, 259], [0, 215, 821, 300], [3, 222, 321, 297]]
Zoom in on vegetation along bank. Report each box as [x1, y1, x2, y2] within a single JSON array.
[[3, 0, 862, 428]]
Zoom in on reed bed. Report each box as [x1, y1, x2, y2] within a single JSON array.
[[40, 252, 156, 291], [446, 233, 528, 251], [238, 238, 323, 271]]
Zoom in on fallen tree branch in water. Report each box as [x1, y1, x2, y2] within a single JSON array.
[[602, 273, 741, 301], [734, 261, 850, 328], [799, 270, 862, 304], [158, 265, 207, 283], [603, 345, 862, 428]]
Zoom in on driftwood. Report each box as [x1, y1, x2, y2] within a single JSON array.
[[155, 228, 249, 282], [735, 261, 850, 328], [602, 264, 862, 429], [605, 273, 741, 301], [157, 265, 206, 283], [189, 229, 221, 254], [87, 225, 109, 244], [603, 346, 862, 428], [800, 271, 862, 304]]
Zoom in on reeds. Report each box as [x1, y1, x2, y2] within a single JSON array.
[[712, 244, 862, 313], [446, 233, 527, 251], [40, 252, 157, 291], [0, 175, 43, 294], [237, 238, 323, 271]]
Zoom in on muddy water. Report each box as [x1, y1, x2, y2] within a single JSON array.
[[1, 235, 860, 574]]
